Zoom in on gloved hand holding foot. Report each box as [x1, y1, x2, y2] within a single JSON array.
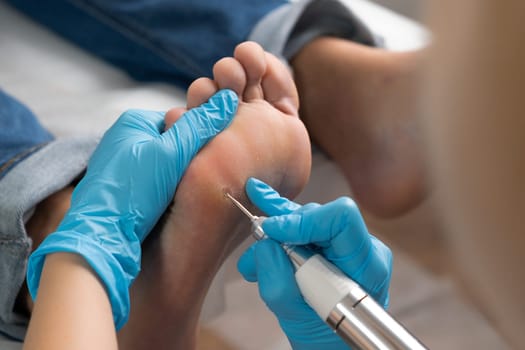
[[238, 177, 393, 349], [27, 89, 238, 329]]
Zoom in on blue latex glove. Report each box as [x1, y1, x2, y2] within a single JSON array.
[[27, 89, 238, 330], [238, 178, 393, 349]]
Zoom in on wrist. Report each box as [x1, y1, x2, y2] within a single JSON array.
[[18, 185, 75, 314], [27, 230, 139, 330], [24, 252, 117, 350]]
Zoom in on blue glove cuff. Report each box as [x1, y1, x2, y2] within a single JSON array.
[[27, 232, 139, 330]]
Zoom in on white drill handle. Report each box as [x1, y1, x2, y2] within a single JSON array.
[[294, 254, 367, 320]]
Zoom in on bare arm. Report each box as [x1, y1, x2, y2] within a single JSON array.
[[424, 0, 525, 347], [23, 253, 117, 350]]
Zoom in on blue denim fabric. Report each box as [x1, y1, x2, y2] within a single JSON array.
[[0, 90, 54, 179], [6, 0, 288, 88]]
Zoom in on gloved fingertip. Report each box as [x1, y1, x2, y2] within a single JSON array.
[[246, 177, 274, 201], [237, 244, 258, 282], [246, 177, 266, 190], [113, 109, 166, 137], [160, 89, 239, 171], [260, 215, 303, 244], [245, 178, 300, 216], [206, 89, 239, 129], [259, 216, 282, 238]]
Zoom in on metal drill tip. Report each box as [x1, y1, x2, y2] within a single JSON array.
[[226, 193, 257, 221]]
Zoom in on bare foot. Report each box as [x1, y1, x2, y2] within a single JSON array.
[[118, 42, 311, 349], [291, 37, 427, 217]]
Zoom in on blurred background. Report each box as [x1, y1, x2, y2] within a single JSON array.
[[371, 0, 425, 19]]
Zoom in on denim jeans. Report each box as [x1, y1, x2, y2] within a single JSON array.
[[0, 90, 54, 179], [0, 89, 97, 341], [2, 0, 291, 176], [6, 0, 288, 88]]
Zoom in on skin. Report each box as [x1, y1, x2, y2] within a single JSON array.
[[119, 42, 311, 349], [22, 41, 311, 350], [23, 253, 117, 350], [22, 186, 75, 312], [291, 37, 427, 217], [424, 0, 525, 347]]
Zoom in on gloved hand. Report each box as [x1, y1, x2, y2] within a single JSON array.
[[238, 178, 393, 349], [27, 89, 238, 330]]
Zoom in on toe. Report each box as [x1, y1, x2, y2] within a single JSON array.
[[213, 57, 247, 98], [164, 107, 187, 130], [187, 77, 218, 109], [234, 41, 267, 101], [261, 52, 299, 116]]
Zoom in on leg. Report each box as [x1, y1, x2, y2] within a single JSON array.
[[291, 37, 428, 217], [118, 41, 311, 349], [8, 0, 429, 217], [424, 0, 525, 346]]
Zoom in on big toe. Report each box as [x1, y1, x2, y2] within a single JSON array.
[[235, 42, 299, 116], [261, 52, 299, 116], [234, 41, 267, 101]]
